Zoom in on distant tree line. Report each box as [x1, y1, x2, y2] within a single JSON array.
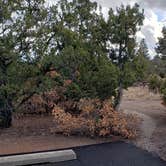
[[147, 27, 166, 105]]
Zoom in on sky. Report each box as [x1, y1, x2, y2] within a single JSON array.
[[91, 0, 166, 57], [47, 0, 166, 57]]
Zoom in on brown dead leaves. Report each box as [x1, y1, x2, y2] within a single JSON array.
[[52, 99, 137, 138]]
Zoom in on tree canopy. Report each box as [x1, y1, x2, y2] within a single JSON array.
[[0, 0, 145, 127]]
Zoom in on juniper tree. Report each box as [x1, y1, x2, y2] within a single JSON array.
[[132, 39, 149, 81], [0, 0, 19, 127], [107, 4, 144, 110], [0, 0, 58, 127], [155, 27, 166, 102], [155, 27, 166, 77], [53, 0, 118, 100]]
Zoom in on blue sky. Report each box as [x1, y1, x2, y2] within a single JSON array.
[[155, 10, 166, 22]]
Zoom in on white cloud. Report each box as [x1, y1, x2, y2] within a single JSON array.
[[138, 0, 166, 10], [48, 0, 166, 57], [92, 0, 166, 57], [92, 0, 137, 9], [140, 8, 163, 56]]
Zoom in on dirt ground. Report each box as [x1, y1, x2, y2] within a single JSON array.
[[120, 86, 166, 161], [0, 114, 118, 155]]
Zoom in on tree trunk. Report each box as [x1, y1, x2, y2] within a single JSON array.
[[114, 83, 123, 111], [0, 61, 12, 128], [114, 51, 124, 111], [0, 100, 12, 128]]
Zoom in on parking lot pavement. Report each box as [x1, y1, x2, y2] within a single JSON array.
[[33, 141, 166, 166]]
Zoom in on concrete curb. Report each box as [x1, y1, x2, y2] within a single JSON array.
[[0, 149, 77, 166]]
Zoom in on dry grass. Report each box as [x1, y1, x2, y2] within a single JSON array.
[[123, 86, 161, 101]]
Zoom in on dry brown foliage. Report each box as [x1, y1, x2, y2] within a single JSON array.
[[20, 94, 47, 114], [20, 87, 65, 114], [64, 79, 72, 86], [46, 69, 60, 78], [19, 87, 137, 139], [52, 99, 137, 138]]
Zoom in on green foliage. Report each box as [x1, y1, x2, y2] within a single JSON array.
[[156, 27, 166, 59], [120, 39, 149, 85], [160, 79, 166, 92], [134, 39, 150, 81], [148, 74, 161, 93], [132, 56, 149, 82], [77, 56, 119, 100], [148, 75, 166, 105], [138, 39, 149, 59], [160, 79, 166, 104], [154, 27, 166, 78], [108, 4, 144, 65], [122, 62, 136, 88], [150, 55, 166, 78], [161, 88, 166, 104], [61, 54, 119, 101], [107, 4, 144, 109], [64, 82, 82, 101], [93, 59, 119, 99], [147, 26, 166, 104], [0, 0, 145, 127]]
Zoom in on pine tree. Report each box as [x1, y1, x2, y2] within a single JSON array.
[[0, 0, 56, 127], [155, 27, 166, 77], [138, 39, 149, 59], [107, 4, 144, 110], [156, 27, 166, 59]]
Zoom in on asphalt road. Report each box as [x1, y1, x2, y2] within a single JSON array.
[[33, 142, 166, 166]]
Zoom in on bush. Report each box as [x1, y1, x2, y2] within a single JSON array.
[[160, 79, 166, 105], [161, 89, 166, 105], [52, 99, 136, 138], [64, 82, 82, 101], [56, 51, 119, 101], [19, 94, 47, 114], [93, 63, 119, 99], [148, 74, 161, 93], [18, 86, 66, 114]]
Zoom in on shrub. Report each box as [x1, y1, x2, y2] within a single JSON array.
[[56, 52, 119, 101], [160, 79, 166, 105], [93, 63, 119, 99], [52, 99, 136, 138], [148, 74, 161, 93], [161, 89, 166, 106], [19, 86, 66, 114], [64, 82, 82, 101], [19, 94, 47, 114]]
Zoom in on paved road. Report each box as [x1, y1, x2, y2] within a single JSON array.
[[33, 142, 166, 166]]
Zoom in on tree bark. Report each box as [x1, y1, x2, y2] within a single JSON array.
[[114, 83, 123, 111], [114, 44, 124, 111], [0, 99, 12, 128], [0, 61, 13, 128]]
